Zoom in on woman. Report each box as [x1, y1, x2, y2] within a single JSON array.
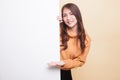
[[48, 3, 91, 80]]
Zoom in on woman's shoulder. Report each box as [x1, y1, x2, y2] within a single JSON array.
[[85, 33, 91, 46], [86, 33, 91, 41]]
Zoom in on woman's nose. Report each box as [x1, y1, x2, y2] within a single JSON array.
[[67, 15, 71, 20]]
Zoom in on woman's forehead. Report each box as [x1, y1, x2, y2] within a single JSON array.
[[63, 8, 71, 13]]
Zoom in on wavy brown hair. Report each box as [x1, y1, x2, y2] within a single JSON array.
[[60, 3, 86, 53]]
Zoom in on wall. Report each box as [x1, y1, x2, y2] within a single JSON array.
[[0, 0, 60, 80], [60, 0, 120, 80]]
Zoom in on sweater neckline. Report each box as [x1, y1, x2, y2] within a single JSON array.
[[68, 34, 78, 38]]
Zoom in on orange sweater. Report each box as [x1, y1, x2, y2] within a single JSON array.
[[60, 34, 91, 70]]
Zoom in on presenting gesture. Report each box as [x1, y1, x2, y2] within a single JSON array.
[[48, 61, 65, 67]]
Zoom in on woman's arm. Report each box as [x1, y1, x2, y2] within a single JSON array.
[[60, 35, 91, 70]]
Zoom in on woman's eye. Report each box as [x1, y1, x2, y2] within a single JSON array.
[[63, 14, 67, 17], [70, 12, 73, 15]]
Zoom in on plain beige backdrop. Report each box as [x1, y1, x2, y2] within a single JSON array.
[[60, 0, 120, 80]]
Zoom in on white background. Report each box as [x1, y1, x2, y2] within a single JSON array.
[[0, 0, 60, 80]]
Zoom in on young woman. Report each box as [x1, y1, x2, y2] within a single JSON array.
[[48, 3, 91, 80]]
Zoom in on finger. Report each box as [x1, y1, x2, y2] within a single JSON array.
[[48, 62, 56, 67], [56, 61, 65, 66], [57, 16, 63, 22]]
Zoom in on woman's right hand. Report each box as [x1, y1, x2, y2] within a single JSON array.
[[57, 16, 63, 23], [48, 61, 65, 67]]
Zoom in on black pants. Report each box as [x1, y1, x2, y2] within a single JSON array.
[[60, 70, 72, 80]]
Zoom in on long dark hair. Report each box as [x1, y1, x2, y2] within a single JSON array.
[[60, 3, 86, 53]]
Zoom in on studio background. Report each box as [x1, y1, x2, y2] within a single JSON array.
[[60, 0, 120, 80]]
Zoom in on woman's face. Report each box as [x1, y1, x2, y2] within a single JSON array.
[[62, 8, 77, 28]]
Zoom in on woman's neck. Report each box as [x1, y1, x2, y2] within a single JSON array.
[[67, 25, 78, 37]]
